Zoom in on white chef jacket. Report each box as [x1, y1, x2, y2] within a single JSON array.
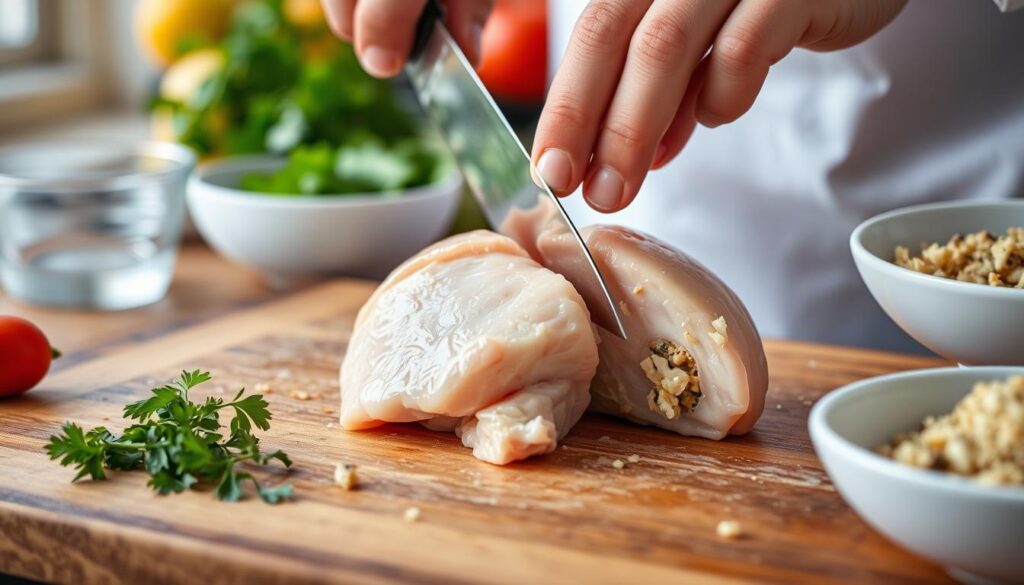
[[549, 0, 1024, 353]]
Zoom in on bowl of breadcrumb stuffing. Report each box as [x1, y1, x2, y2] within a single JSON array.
[[810, 367, 1024, 584], [851, 200, 1024, 365]]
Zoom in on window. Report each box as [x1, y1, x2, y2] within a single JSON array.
[[0, 0, 152, 131], [0, 0, 55, 68], [0, 0, 38, 48]]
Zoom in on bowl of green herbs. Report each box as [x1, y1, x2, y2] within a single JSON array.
[[188, 150, 460, 284], [160, 0, 464, 283]]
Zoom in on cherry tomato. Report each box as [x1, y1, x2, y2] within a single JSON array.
[[0, 316, 59, 397], [476, 0, 547, 104]]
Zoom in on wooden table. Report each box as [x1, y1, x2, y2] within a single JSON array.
[[0, 244, 954, 584]]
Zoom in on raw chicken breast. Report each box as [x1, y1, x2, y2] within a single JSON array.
[[537, 225, 769, 439], [339, 230, 599, 464]]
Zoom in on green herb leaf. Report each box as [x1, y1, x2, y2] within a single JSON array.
[[46, 423, 107, 482], [216, 467, 244, 502], [45, 371, 292, 504], [122, 385, 181, 421], [257, 481, 293, 504], [231, 394, 273, 432]]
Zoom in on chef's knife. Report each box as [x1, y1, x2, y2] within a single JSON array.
[[405, 2, 627, 339]]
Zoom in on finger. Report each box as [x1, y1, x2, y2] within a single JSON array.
[[695, 0, 808, 129], [531, 0, 654, 197], [354, 0, 428, 78], [800, 0, 908, 52], [584, 0, 738, 212], [651, 57, 708, 170], [444, 0, 493, 66], [321, 0, 357, 41]]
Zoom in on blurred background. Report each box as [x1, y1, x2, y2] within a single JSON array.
[[0, 0, 548, 233]]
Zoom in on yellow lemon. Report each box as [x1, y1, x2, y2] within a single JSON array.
[[159, 48, 225, 104], [283, 0, 325, 27], [136, 0, 235, 68]]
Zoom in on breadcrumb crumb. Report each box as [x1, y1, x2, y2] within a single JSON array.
[[403, 506, 421, 523], [709, 316, 728, 347], [627, 454, 641, 464], [289, 390, 310, 401], [879, 376, 1024, 486], [894, 227, 1024, 288], [334, 463, 358, 490], [611, 459, 625, 470], [632, 284, 645, 295], [716, 520, 743, 539]]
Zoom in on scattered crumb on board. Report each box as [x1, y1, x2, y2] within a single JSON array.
[[611, 459, 625, 470], [716, 520, 743, 539], [627, 454, 641, 464], [403, 506, 421, 523], [334, 463, 358, 490], [289, 390, 310, 401]]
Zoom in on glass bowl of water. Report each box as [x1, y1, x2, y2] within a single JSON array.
[[0, 141, 195, 310]]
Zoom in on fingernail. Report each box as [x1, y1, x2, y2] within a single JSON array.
[[700, 115, 723, 129], [537, 149, 572, 193], [360, 46, 400, 77], [586, 165, 625, 212], [469, 23, 484, 66], [651, 142, 668, 169]]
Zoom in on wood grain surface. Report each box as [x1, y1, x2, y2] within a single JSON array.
[[0, 269, 956, 584]]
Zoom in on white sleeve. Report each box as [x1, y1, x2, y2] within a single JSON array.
[[993, 0, 1024, 11]]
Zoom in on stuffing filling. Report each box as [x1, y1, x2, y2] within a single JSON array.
[[641, 338, 701, 420], [893, 227, 1024, 288], [878, 376, 1024, 486], [709, 316, 728, 347]]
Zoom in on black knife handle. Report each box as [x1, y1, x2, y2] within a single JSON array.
[[411, 0, 445, 61]]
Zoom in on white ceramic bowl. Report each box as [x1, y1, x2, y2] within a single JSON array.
[[187, 156, 462, 284], [809, 367, 1024, 584], [851, 200, 1024, 365]]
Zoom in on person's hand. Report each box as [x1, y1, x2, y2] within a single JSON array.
[[532, 0, 907, 212], [320, 0, 494, 77]]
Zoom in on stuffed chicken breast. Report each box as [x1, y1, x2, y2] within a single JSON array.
[[339, 230, 599, 464], [537, 225, 769, 439]]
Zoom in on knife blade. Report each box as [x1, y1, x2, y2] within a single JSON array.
[[405, 8, 627, 339]]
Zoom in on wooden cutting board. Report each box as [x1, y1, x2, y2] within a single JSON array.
[[0, 279, 954, 584]]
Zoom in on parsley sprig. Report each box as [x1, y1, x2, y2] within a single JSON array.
[[46, 370, 293, 504]]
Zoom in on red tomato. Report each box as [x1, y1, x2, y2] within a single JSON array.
[[0, 316, 58, 397], [476, 0, 547, 104]]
